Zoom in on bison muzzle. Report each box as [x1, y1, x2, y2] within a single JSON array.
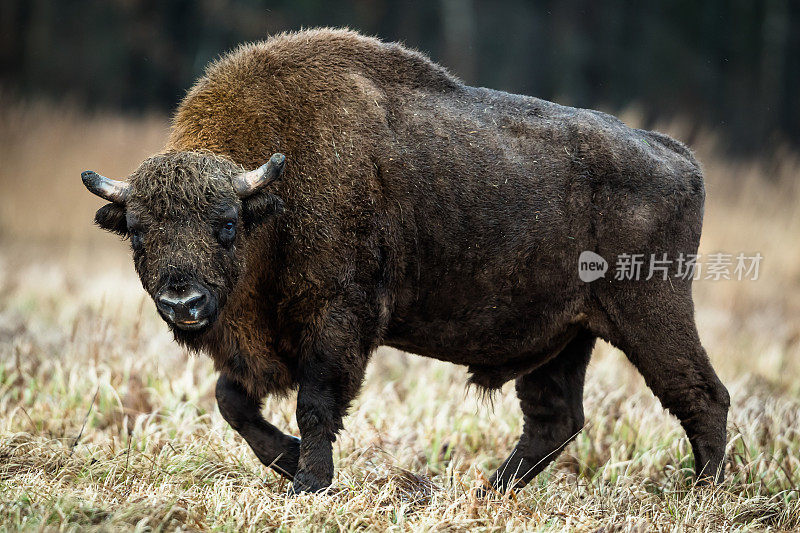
[[82, 28, 730, 494]]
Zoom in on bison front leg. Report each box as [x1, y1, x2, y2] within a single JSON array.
[[291, 307, 371, 494], [215, 374, 301, 479]]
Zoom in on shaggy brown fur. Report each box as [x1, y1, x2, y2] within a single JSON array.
[[84, 28, 729, 494]]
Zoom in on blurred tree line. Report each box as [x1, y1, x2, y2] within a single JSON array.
[[1, 0, 797, 154]]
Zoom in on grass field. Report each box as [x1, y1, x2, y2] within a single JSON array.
[[1, 100, 799, 531]]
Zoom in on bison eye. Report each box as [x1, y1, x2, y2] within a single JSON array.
[[218, 221, 236, 246], [130, 229, 144, 250]]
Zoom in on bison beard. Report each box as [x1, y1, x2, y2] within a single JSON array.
[[82, 28, 730, 495]]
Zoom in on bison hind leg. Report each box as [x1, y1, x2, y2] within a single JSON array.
[[597, 285, 730, 483], [489, 330, 595, 492]]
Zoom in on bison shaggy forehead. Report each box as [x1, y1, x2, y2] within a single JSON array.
[[128, 151, 242, 216]]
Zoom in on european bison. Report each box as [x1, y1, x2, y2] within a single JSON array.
[[82, 28, 729, 493]]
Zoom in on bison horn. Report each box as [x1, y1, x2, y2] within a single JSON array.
[[232, 153, 286, 198], [81, 170, 131, 204]]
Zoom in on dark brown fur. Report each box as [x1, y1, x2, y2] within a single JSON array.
[[88, 28, 729, 493]]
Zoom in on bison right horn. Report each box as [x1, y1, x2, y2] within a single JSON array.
[[232, 153, 286, 198], [81, 170, 131, 204]]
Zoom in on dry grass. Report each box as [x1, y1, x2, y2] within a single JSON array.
[[0, 99, 798, 531]]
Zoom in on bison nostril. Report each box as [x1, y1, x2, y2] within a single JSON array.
[[184, 292, 206, 311], [156, 294, 178, 314], [156, 286, 210, 323]]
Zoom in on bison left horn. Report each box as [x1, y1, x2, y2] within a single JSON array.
[[81, 170, 131, 204], [232, 153, 286, 198]]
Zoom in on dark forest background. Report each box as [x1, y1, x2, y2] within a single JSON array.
[[1, 0, 798, 154]]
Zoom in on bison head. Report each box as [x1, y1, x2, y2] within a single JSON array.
[[81, 151, 286, 340]]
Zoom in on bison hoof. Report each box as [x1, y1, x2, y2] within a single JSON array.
[[288, 471, 330, 496]]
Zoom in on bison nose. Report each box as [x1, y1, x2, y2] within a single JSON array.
[[155, 285, 212, 330]]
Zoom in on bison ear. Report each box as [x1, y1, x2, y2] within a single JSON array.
[[94, 203, 128, 235], [242, 191, 284, 232]]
